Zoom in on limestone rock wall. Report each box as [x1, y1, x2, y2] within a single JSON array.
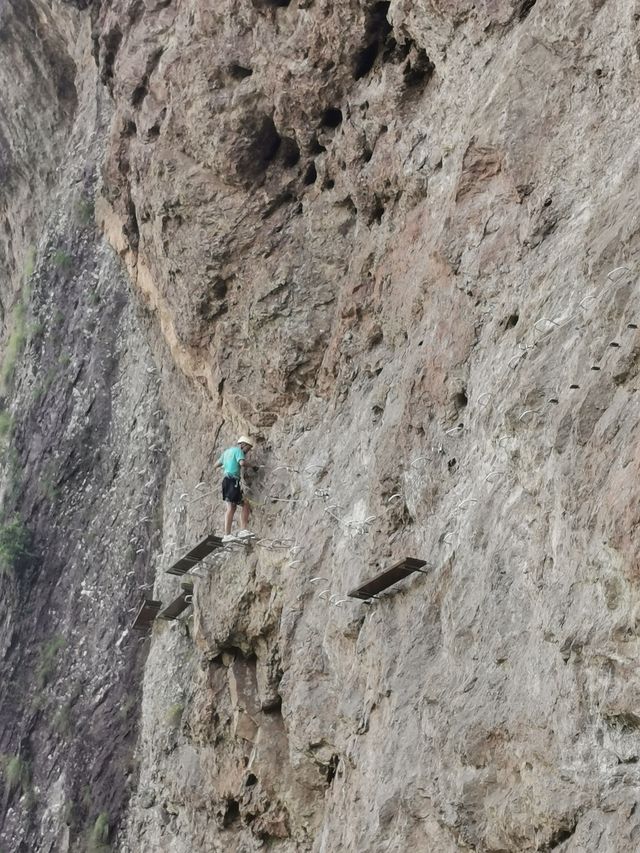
[[1, 0, 640, 851]]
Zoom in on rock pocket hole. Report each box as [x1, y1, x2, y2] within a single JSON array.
[[609, 341, 621, 347], [569, 384, 580, 389], [353, 2, 392, 80], [628, 323, 638, 329], [323, 177, 335, 190], [229, 64, 253, 80], [280, 137, 300, 167], [309, 137, 326, 155], [245, 773, 258, 787], [303, 162, 317, 185], [222, 798, 241, 827], [321, 107, 343, 129], [504, 312, 519, 330], [591, 365, 601, 371], [453, 390, 468, 409], [517, 0, 537, 20], [403, 48, 435, 89], [325, 754, 339, 785]]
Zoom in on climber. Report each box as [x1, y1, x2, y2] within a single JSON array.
[[214, 435, 254, 543]]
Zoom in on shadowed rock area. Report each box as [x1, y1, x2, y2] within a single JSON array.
[[2, 0, 640, 851]]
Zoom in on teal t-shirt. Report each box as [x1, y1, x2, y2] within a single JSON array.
[[219, 446, 245, 478]]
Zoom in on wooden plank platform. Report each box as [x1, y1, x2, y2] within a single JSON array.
[[347, 557, 429, 601], [132, 599, 162, 631], [165, 534, 224, 576], [159, 581, 194, 621]]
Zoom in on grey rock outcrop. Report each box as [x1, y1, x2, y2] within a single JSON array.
[[1, 0, 640, 851]]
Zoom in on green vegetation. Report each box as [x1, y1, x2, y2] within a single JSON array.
[[165, 702, 184, 729], [0, 517, 30, 577], [75, 197, 95, 226], [24, 246, 36, 280], [1, 755, 30, 795], [87, 812, 111, 852], [52, 249, 73, 271], [35, 635, 65, 689], [0, 411, 12, 439], [0, 298, 26, 392], [52, 702, 72, 735], [32, 368, 57, 402]]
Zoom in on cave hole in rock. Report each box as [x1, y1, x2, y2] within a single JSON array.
[[131, 83, 147, 107], [628, 322, 638, 329], [454, 390, 468, 408], [309, 137, 326, 155], [280, 137, 301, 167], [591, 365, 601, 371], [101, 27, 123, 85], [321, 107, 343, 128], [323, 177, 335, 190], [126, 199, 140, 248], [569, 384, 580, 389], [353, 1, 392, 79], [362, 146, 373, 163], [303, 162, 317, 185], [518, 0, 537, 21], [369, 201, 385, 224], [448, 458, 457, 469], [122, 119, 137, 137], [229, 64, 253, 80], [504, 312, 519, 329], [147, 107, 166, 140], [212, 278, 228, 299], [403, 48, 435, 89], [242, 114, 282, 177], [245, 773, 258, 787], [325, 754, 340, 785], [261, 0, 291, 6], [223, 798, 241, 827], [547, 821, 577, 849], [418, 340, 423, 346]]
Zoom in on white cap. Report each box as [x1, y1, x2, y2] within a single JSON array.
[[237, 435, 253, 447]]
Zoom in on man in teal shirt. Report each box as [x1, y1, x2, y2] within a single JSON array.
[[214, 435, 254, 542]]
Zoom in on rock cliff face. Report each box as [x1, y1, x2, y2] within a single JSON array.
[[2, 0, 640, 850]]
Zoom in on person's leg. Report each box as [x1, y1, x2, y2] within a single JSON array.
[[224, 502, 236, 535], [241, 499, 250, 529]]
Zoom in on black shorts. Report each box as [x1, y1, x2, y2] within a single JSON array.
[[222, 476, 244, 505]]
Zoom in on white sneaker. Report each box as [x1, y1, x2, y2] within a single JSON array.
[[222, 534, 237, 544], [236, 529, 255, 540]]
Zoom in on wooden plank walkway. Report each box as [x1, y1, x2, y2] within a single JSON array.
[[165, 534, 224, 576], [132, 599, 162, 631], [159, 581, 194, 621], [347, 557, 428, 600]]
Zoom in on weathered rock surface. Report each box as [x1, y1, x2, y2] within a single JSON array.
[[2, 0, 640, 851]]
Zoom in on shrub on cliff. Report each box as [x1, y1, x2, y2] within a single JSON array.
[[0, 517, 31, 576], [87, 812, 111, 852], [0, 299, 26, 392], [1, 754, 30, 795]]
